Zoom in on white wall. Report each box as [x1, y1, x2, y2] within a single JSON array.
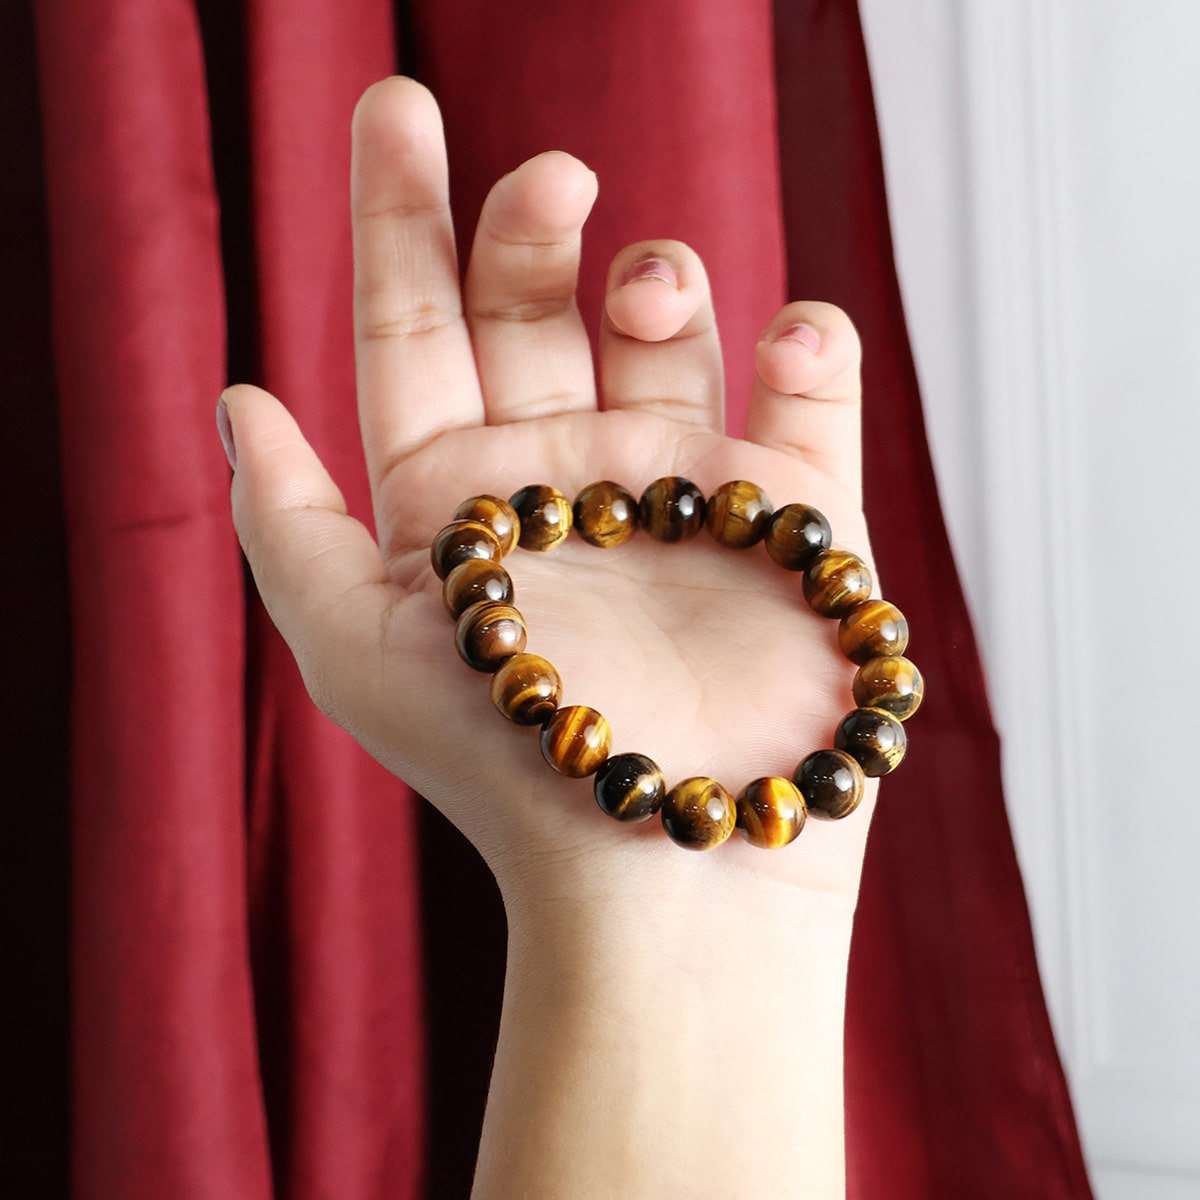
[[859, 3, 1200, 1197]]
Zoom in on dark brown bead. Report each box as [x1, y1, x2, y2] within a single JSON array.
[[430, 520, 502, 580], [454, 601, 527, 672], [764, 503, 832, 570], [736, 776, 807, 849], [638, 476, 706, 542], [838, 599, 909, 664], [793, 749, 866, 820], [539, 705, 611, 777], [593, 753, 665, 823], [509, 484, 573, 551], [852, 656, 925, 722], [803, 549, 873, 617], [573, 480, 639, 548], [661, 777, 736, 851], [454, 494, 520, 556], [490, 652, 561, 725], [834, 707, 907, 777], [705, 480, 774, 549], [442, 559, 514, 619]]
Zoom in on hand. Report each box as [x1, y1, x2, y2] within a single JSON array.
[[222, 77, 874, 916]]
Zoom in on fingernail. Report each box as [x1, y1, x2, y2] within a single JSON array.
[[216, 394, 237, 469], [774, 322, 822, 353], [621, 256, 677, 288]]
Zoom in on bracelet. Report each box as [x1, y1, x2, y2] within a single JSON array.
[[430, 478, 924, 852]]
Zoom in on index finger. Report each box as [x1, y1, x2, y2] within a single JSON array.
[[351, 79, 484, 532]]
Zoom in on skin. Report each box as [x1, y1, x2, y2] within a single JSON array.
[[222, 77, 877, 1198]]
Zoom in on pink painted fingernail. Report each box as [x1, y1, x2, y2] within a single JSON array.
[[774, 322, 822, 352], [216, 394, 237, 469], [621, 256, 677, 288]]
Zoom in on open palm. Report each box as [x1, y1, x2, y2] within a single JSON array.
[[223, 79, 880, 908]]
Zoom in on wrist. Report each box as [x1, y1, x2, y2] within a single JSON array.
[[474, 863, 854, 1198]]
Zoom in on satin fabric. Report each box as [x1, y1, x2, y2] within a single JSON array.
[[25, 0, 1091, 1195]]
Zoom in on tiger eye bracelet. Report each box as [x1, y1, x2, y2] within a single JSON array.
[[430, 478, 924, 853]]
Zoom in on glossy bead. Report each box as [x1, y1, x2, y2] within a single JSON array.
[[853, 655, 925, 721], [539, 705, 612, 777], [593, 753, 665, 823], [638, 476, 706, 542], [838, 599, 909, 664], [509, 484, 573, 551], [834, 707, 907, 777], [490, 653, 561, 725], [764, 503, 832, 570], [661, 777, 736, 851], [705, 480, 773, 549], [803, 549, 873, 617], [793, 749, 866, 820], [453, 494, 520, 556], [430, 520, 502, 580], [454, 601, 527, 672], [736, 776, 807, 849], [442, 559, 514, 619], [573, 480, 639, 548]]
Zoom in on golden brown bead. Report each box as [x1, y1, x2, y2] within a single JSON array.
[[454, 601, 527, 672], [852, 656, 925, 721], [838, 599, 909, 664], [802, 549, 873, 617], [638, 476, 706, 542], [442, 559, 514, 619], [573, 480, 639, 548], [793, 749, 865, 820], [593, 753, 665, 823], [736, 776, 807, 848], [490, 653, 561, 725], [834, 707, 907, 777], [453, 494, 520, 556], [430, 520, 502, 580], [764, 503, 832, 570], [661, 777, 736, 851], [509, 484, 573, 551], [705, 480, 774, 549], [539, 705, 612, 777]]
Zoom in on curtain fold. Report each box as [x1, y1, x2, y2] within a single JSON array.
[[24, 0, 1091, 1195], [34, 2, 272, 1196]]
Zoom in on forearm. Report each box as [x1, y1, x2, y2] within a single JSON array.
[[472, 875, 854, 1199]]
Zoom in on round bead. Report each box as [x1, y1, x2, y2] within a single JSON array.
[[793, 749, 865, 820], [509, 484, 573, 551], [838, 599, 909, 664], [764, 503, 832, 570], [736, 776, 807, 849], [803, 549, 873, 617], [442, 559, 514, 619], [638, 476, 706, 542], [705, 480, 774, 549], [852, 655, 925, 722], [539, 705, 612, 777], [593, 753, 665, 823], [490, 653, 561, 725], [834, 707, 907, 777], [454, 601, 527, 672], [573, 480, 639, 548], [453, 494, 520, 556], [661, 777, 736, 851], [430, 520, 502, 580]]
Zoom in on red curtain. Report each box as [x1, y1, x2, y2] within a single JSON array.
[[12, 0, 1091, 1196]]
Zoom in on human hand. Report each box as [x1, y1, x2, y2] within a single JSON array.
[[221, 77, 878, 918]]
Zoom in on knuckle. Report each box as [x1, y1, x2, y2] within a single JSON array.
[[471, 293, 574, 324], [356, 298, 460, 341]]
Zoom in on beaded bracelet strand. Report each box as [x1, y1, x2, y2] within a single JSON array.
[[430, 478, 924, 852]]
